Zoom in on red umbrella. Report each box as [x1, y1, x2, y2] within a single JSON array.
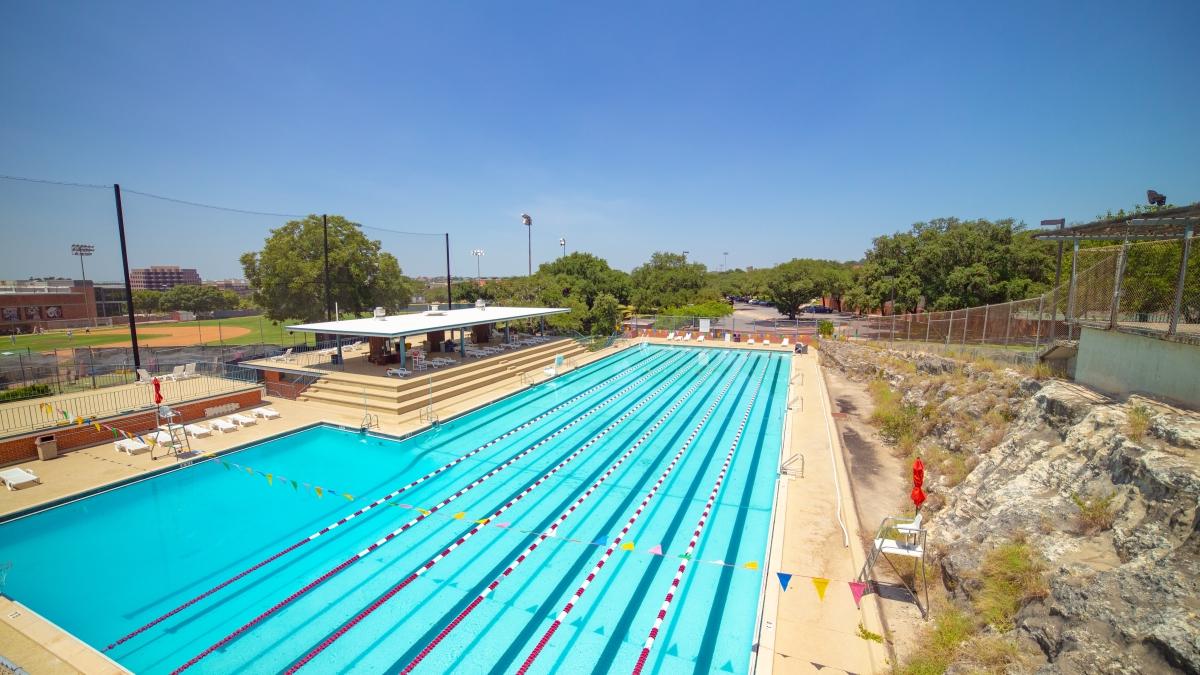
[[152, 377, 163, 404], [911, 457, 926, 509]]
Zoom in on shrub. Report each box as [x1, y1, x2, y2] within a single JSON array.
[[818, 319, 834, 337], [1125, 404, 1151, 441], [1070, 490, 1117, 534], [0, 383, 53, 402], [975, 539, 1048, 631], [899, 604, 974, 675]]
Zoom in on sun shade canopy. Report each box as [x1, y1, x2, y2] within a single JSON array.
[[286, 306, 571, 339]]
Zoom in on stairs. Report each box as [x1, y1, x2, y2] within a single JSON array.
[[298, 339, 589, 418]]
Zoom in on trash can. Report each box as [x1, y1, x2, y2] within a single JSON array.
[[36, 434, 57, 460]]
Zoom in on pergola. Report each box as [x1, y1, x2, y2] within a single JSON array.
[[1035, 203, 1197, 337], [287, 305, 570, 369]]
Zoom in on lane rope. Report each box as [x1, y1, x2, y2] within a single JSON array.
[[172, 350, 704, 674], [104, 348, 669, 652], [285, 352, 734, 674], [632, 355, 772, 674], [517, 355, 768, 675]]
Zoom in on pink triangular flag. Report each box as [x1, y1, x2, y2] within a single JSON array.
[[494, 522, 511, 529], [849, 581, 868, 608], [647, 544, 664, 556]]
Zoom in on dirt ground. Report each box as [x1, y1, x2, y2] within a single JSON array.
[[823, 366, 926, 665], [81, 324, 251, 347]]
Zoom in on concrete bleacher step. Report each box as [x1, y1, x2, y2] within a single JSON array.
[[297, 339, 587, 416]]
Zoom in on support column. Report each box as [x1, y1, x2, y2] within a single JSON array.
[[1168, 225, 1194, 336], [460, 327, 466, 356], [1109, 241, 1130, 330], [336, 334, 344, 371]]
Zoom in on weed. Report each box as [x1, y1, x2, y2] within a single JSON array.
[[975, 539, 1048, 631], [899, 604, 974, 675], [960, 634, 1023, 673], [1070, 490, 1117, 534], [1125, 404, 1151, 441], [856, 622, 884, 643]]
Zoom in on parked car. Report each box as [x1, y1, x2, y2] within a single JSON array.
[[800, 305, 834, 314]]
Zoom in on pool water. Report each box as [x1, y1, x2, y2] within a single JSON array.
[[0, 345, 789, 674]]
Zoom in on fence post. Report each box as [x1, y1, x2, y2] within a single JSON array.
[[924, 314, 931, 343], [906, 314, 912, 342], [1066, 239, 1080, 339], [1003, 304, 1012, 348], [962, 307, 969, 346], [1034, 296, 1044, 352], [980, 304, 989, 345], [1109, 241, 1130, 330], [1168, 225, 1194, 336]]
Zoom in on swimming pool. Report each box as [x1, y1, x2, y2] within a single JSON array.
[[0, 345, 789, 673]]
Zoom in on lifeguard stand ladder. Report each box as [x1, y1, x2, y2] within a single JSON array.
[[859, 514, 929, 619], [154, 405, 191, 459]]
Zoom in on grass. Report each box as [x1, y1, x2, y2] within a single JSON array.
[[976, 539, 1048, 631], [899, 605, 974, 675], [1070, 490, 1117, 534], [1125, 404, 1151, 441], [3, 330, 171, 352], [4, 314, 317, 352]]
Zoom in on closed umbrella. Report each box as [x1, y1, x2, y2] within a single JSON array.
[[911, 457, 926, 510], [152, 377, 163, 405]]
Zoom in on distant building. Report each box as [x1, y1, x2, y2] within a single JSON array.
[[204, 278, 251, 296], [131, 265, 201, 290], [0, 279, 128, 333]]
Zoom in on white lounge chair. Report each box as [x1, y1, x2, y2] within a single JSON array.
[[724, 333, 731, 343], [209, 419, 238, 433], [251, 407, 281, 420], [1, 467, 39, 490], [665, 332, 675, 341], [781, 337, 790, 348], [183, 423, 213, 438], [386, 367, 412, 377], [182, 362, 198, 379], [136, 368, 153, 385], [116, 438, 150, 455], [228, 414, 257, 427], [271, 348, 293, 362], [682, 333, 692, 342], [151, 431, 181, 448], [762, 337, 771, 346], [747, 337, 756, 345], [697, 334, 706, 343], [163, 365, 186, 381]]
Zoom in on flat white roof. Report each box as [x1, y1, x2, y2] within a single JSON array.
[[286, 306, 570, 338]]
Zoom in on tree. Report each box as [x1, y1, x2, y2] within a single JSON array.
[[589, 293, 621, 334], [241, 215, 413, 322], [160, 284, 237, 314], [764, 260, 820, 319], [537, 253, 631, 306], [132, 289, 163, 314], [630, 252, 710, 312]]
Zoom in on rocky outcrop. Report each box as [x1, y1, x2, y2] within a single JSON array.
[[819, 340, 1200, 674]]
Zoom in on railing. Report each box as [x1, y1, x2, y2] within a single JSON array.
[[0, 362, 259, 437]]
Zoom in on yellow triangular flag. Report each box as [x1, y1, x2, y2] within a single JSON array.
[[417, 508, 431, 516], [93, 422, 102, 432], [246, 467, 254, 476], [744, 561, 759, 570], [453, 512, 466, 520], [475, 518, 491, 525], [812, 577, 830, 601], [342, 493, 354, 501], [315, 486, 324, 498], [266, 473, 273, 486], [621, 541, 635, 551], [75, 417, 83, 425]]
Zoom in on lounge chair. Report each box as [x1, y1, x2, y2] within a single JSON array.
[[386, 367, 412, 377], [183, 423, 213, 438], [1, 467, 39, 490], [682, 333, 692, 342], [182, 362, 198, 379], [665, 332, 675, 341], [163, 365, 186, 381], [762, 337, 771, 346], [116, 438, 150, 455], [724, 333, 731, 343], [747, 337, 756, 345], [209, 419, 238, 433], [228, 414, 257, 427], [697, 334, 706, 343], [151, 431, 181, 448], [136, 368, 153, 385], [270, 348, 293, 362], [251, 407, 281, 420], [781, 337, 790, 348]]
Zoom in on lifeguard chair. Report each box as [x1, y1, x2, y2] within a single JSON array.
[[859, 513, 929, 618]]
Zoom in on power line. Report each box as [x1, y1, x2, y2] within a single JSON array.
[[0, 174, 111, 189]]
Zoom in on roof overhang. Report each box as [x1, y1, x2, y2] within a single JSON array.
[[286, 306, 570, 339], [1034, 205, 1199, 242]]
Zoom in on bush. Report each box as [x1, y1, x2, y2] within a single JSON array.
[[900, 604, 973, 675], [818, 319, 834, 337], [0, 384, 53, 402], [1125, 404, 1151, 441], [868, 379, 925, 446], [976, 539, 1048, 631], [1070, 490, 1117, 534]]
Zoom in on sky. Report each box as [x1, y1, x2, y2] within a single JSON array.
[[2, 1, 1199, 282]]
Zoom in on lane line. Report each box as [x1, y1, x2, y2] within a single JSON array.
[[517, 356, 769, 675], [285, 353, 736, 674], [171, 350, 703, 674]]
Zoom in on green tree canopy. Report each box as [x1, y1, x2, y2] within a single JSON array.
[[536, 253, 631, 306], [241, 215, 413, 322], [132, 289, 163, 314], [630, 252, 711, 312], [159, 284, 238, 313], [765, 259, 822, 319]]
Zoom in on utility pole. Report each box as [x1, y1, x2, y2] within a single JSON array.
[[445, 233, 453, 308], [114, 184, 141, 369], [472, 249, 485, 281], [323, 214, 331, 321]]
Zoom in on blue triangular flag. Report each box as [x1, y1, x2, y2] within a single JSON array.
[[666, 644, 680, 657], [776, 572, 793, 592], [720, 660, 735, 672], [592, 536, 608, 547]]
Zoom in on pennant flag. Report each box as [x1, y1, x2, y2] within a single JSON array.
[[266, 473, 274, 486], [148, 437, 158, 448], [621, 541, 635, 551], [679, 553, 692, 560], [647, 544, 664, 556], [290, 480, 298, 490], [417, 508, 431, 516], [475, 518, 491, 525], [398, 503, 412, 509], [744, 561, 759, 570], [453, 512, 466, 520], [221, 461, 230, 470], [245, 467, 254, 476], [811, 663, 825, 671], [93, 422, 102, 432], [812, 577, 830, 601], [494, 522, 511, 529], [848, 581, 868, 608], [342, 493, 354, 501], [776, 572, 793, 591], [315, 486, 324, 498], [75, 417, 83, 425], [112, 428, 119, 439], [591, 536, 608, 547], [61, 410, 70, 421]]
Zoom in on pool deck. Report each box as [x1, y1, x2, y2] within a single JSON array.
[[0, 338, 886, 674]]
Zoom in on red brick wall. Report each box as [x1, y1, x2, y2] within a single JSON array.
[[0, 389, 262, 466]]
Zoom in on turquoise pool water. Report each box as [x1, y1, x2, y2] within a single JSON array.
[[0, 345, 789, 674]]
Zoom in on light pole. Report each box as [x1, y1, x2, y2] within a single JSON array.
[[682, 250, 689, 262], [71, 243, 95, 282], [471, 249, 485, 281], [722, 251, 729, 272], [559, 237, 566, 258], [521, 213, 533, 276]]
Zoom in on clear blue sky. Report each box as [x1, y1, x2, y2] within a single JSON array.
[[2, 1, 1198, 282]]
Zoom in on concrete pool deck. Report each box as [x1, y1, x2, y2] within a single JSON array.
[[0, 339, 886, 674]]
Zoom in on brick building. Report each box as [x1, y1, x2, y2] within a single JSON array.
[[0, 279, 129, 333], [130, 265, 201, 290]]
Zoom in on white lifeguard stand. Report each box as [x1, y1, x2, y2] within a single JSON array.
[[153, 404, 191, 459], [859, 513, 929, 618]]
